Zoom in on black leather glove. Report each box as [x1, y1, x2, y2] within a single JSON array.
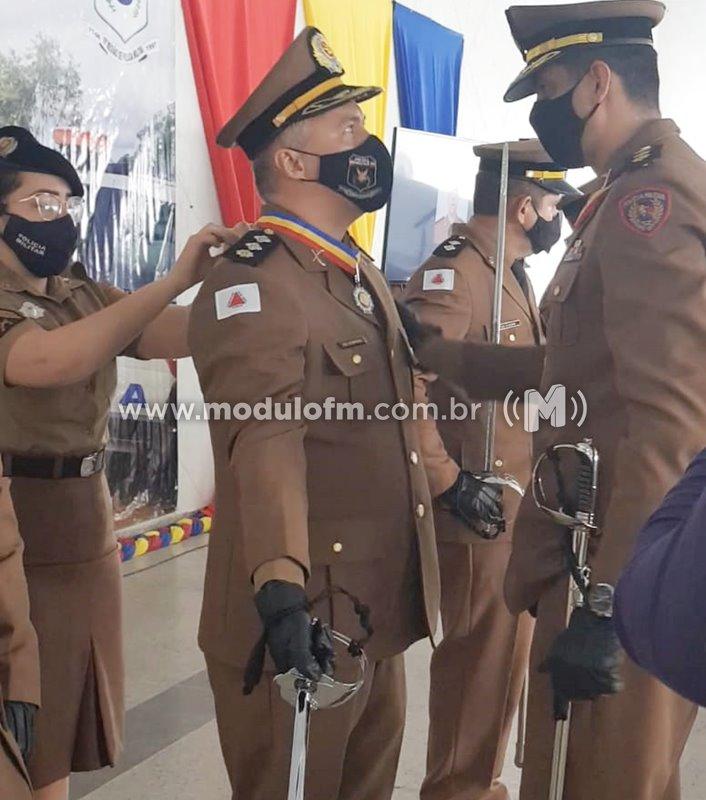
[[440, 470, 505, 536], [540, 606, 623, 720], [395, 301, 442, 351], [254, 581, 335, 681], [3, 701, 37, 763]]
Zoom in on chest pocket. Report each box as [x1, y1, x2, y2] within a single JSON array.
[[322, 338, 388, 405], [541, 258, 581, 346]]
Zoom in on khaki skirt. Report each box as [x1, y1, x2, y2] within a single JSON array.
[[11, 472, 123, 789]]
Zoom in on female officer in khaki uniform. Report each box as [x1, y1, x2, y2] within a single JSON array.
[[0, 126, 241, 800]]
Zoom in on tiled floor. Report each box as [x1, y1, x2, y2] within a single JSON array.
[[68, 541, 705, 800]]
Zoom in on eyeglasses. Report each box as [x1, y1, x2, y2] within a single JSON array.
[[17, 192, 84, 224]]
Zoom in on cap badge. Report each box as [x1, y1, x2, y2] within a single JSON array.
[[311, 31, 343, 75], [0, 137, 18, 159]]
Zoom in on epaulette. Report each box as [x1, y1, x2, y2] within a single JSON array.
[[433, 234, 468, 258], [223, 228, 280, 265], [621, 143, 663, 175]]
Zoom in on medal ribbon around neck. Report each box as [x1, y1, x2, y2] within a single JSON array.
[[257, 211, 375, 315], [258, 211, 359, 276]]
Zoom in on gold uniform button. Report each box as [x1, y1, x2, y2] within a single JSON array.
[[509, 333, 517, 342], [332, 542, 343, 553], [352, 354, 362, 365], [416, 503, 426, 518], [553, 285, 561, 297], [495, 458, 504, 468], [410, 450, 419, 465]]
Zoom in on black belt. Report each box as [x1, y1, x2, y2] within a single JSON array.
[[1, 449, 106, 479]]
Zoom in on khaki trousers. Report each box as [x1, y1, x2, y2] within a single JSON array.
[[206, 652, 406, 800], [422, 541, 533, 800]]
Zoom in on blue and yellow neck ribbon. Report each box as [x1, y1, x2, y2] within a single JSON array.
[[258, 210, 359, 276]]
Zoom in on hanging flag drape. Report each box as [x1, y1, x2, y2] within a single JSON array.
[[182, 0, 296, 225], [303, 0, 392, 252], [393, 3, 464, 136]]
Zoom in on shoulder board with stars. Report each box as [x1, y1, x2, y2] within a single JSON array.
[[223, 228, 280, 266], [433, 234, 468, 258], [620, 143, 663, 176]]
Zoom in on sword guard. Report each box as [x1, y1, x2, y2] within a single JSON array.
[[274, 630, 367, 711]]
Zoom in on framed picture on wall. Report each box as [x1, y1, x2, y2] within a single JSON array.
[[382, 127, 480, 284]]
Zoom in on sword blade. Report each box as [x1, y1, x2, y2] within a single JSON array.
[[287, 688, 312, 800], [483, 142, 511, 472]]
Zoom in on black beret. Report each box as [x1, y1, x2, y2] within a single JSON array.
[[0, 126, 83, 197]]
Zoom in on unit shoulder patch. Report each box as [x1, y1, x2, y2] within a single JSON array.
[[619, 187, 672, 237], [214, 283, 262, 321], [223, 228, 280, 266], [423, 268, 455, 291], [433, 235, 468, 258]]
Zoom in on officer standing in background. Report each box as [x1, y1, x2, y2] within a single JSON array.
[[188, 27, 447, 800], [402, 1, 705, 797], [404, 140, 577, 800], [0, 463, 37, 799]]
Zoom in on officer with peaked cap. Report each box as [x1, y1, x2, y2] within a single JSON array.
[[404, 139, 577, 800], [400, 1, 706, 798], [188, 26, 440, 800]]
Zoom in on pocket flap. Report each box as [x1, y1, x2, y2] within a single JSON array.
[[323, 340, 377, 377]]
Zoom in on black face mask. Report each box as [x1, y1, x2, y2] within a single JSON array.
[[2, 214, 78, 278], [529, 76, 600, 169], [526, 204, 563, 254], [296, 135, 394, 213]]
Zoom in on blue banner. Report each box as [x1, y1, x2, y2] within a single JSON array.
[[393, 3, 464, 136]]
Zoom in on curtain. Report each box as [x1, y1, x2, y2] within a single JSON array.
[[303, 0, 392, 252], [182, 0, 297, 224], [393, 2, 464, 136]]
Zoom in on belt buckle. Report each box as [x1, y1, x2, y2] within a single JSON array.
[[79, 450, 104, 478]]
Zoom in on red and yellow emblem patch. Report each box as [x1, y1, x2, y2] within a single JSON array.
[[619, 188, 671, 237]]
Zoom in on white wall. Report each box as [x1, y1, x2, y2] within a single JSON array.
[[174, 0, 706, 510]]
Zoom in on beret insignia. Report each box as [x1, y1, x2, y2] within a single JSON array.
[[619, 188, 671, 237], [0, 137, 18, 158], [433, 235, 467, 258], [223, 228, 280, 266]]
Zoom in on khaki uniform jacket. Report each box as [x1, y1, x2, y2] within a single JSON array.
[[0, 266, 140, 457], [0, 467, 37, 794], [403, 219, 543, 542], [506, 118, 706, 612], [188, 211, 440, 667]]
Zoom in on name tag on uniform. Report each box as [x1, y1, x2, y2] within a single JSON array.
[[500, 319, 521, 331], [338, 337, 367, 349], [215, 283, 261, 320], [563, 238, 584, 263], [423, 268, 455, 291]]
